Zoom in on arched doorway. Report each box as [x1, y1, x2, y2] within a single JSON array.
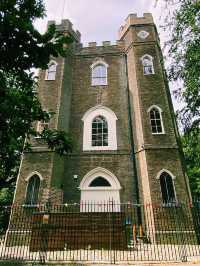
[[79, 167, 121, 212]]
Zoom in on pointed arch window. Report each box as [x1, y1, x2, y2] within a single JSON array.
[[92, 116, 108, 147], [45, 61, 57, 80], [91, 61, 108, 86], [89, 176, 111, 187], [148, 106, 164, 134], [25, 175, 40, 205], [159, 171, 176, 205], [141, 55, 154, 75]]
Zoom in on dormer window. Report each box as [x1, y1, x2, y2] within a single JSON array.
[[45, 60, 57, 80], [141, 55, 154, 75], [91, 60, 108, 86]]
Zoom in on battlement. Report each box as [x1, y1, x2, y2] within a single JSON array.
[[78, 40, 125, 49], [47, 19, 81, 43], [118, 13, 154, 40]]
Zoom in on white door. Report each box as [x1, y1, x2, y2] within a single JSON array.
[[81, 188, 120, 212]]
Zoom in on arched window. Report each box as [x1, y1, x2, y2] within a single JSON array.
[[148, 106, 164, 134], [82, 106, 117, 151], [37, 120, 49, 134], [141, 55, 154, 75], [91, 61, 108, 86], [45, 61, 57, 80], [159, 171, 176, 205], [25, 175, 40, 205], [89, 176, 111, 187], [92, 116, 108, 147]]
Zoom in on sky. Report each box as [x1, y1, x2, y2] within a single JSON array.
[[35, 0, 166, 45], [34, 0, 181, 110]]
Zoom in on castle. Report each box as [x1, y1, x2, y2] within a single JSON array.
[[13, 13, 191, 212]]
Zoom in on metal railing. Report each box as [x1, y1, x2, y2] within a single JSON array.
[[0, 201, 200, 264]]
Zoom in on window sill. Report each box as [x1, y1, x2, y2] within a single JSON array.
[[162, 202, 179, 208], [22, 204, 39, 208], [152, 132, 165, 135], [91, 84, 108, 87]]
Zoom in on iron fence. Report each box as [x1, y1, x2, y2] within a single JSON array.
[[0, 201, 200, 264]]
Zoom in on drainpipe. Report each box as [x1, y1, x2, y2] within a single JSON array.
[[124, 53, 142, 225]]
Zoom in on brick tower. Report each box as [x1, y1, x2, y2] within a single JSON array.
[[12, 14, 191, 213]]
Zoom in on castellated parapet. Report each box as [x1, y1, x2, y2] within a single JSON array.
[[118, 13, 154, 40], [47, 19, 81, 43]]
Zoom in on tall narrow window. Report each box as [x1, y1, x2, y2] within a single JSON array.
[[45, 61, 57, 80], [37, 120, 49, 134], [91, 61, 108, 86], [148, 106, 164, 134], [92, 116, 108, 146], [141, 55, 154, 75], [160, 172, 176, 205], [25, 175, 40, 205]]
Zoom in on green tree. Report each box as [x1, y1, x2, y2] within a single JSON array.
[[0, 0, 73, 193], [161, 0, 200, 196], [164, 0, 200, 132], [182, 132, 200, 197]]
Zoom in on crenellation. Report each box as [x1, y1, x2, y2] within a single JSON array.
[[88, 42, 97, 47], [102, 41, 111, 46], [119, 13, 154, 40]]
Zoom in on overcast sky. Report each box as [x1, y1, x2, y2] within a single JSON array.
[[34, 1, 181, 110], [35, 0, 166, 45]]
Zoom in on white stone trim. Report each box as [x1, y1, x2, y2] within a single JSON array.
[[25, 171, 43, 182], [82, 105, 117, 151], [156, 169, 176, 180], [45, 60, 58, 80], [79, 167, 121, 191], [140, 54, 155, 75], [137, 30, 149, 39]]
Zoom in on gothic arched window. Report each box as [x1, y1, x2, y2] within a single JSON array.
[[91, 61, 108, 86], [89, 176, 111, 187], [159, 171, 176, 205], [25, 175, 40, 205], [45, 60, 57, 80], [92, 116, 108, 147], [141, 55, 154, 75], [148, 105, 164, 134]]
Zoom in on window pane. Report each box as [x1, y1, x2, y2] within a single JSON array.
[[89, 176, 111, 187], [160, 172, 175, 204], [92, 116, 108, 147], [92, 64, 107, 85], [47, 71, 56, 80], [150, 108, 163, 133], [25, 175, 40, 205]]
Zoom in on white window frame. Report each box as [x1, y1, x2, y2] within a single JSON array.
[[156, 169, 177, 206], [90, 60, 108, 86], [141, 54, 155, 75], [45, 60, 57, 81], [82, 105, 117, 151], [147, 105, 165, 135], [36, 120, 49, 134]]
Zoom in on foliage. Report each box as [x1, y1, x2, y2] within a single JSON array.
[[164, 0, 200, 133], [182, 132, 200, 197], [161, 0, 200, 196], [0, 1, 73, 189]]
